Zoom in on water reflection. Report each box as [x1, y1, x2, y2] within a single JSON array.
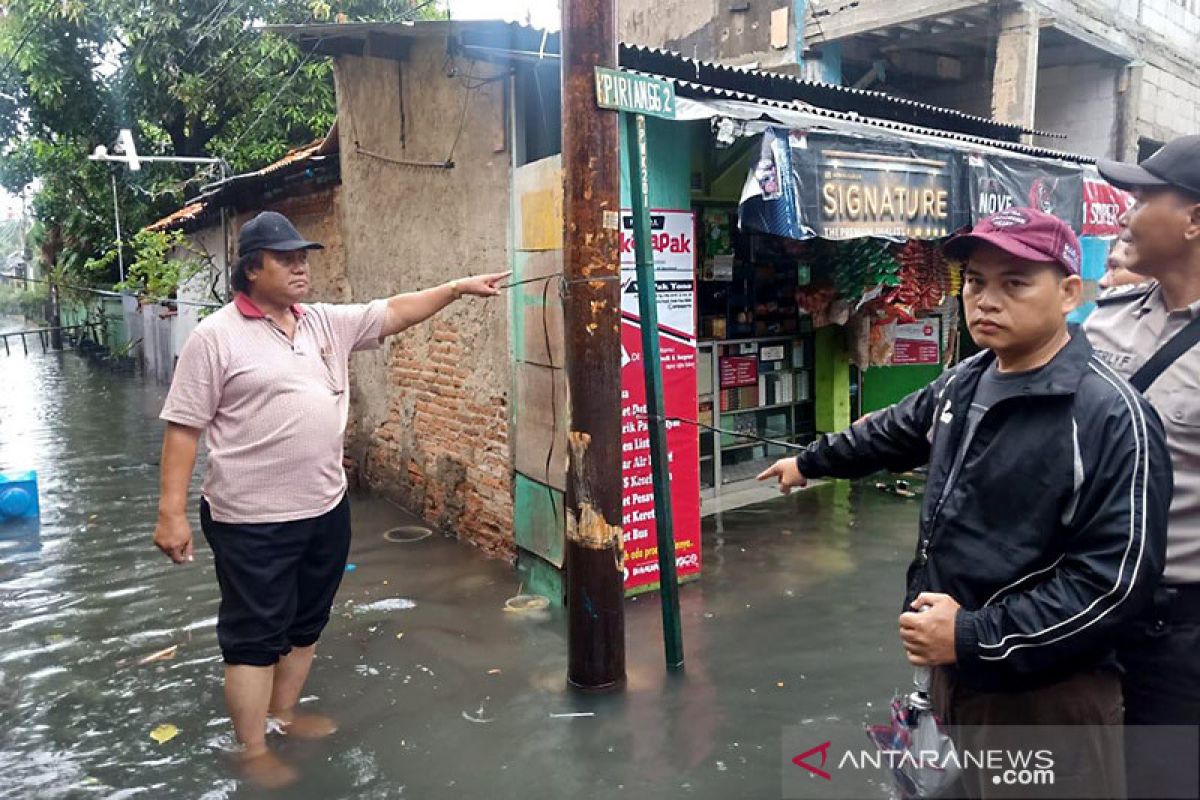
[[0, 348, 921, 798], [0, 518, 42, 558]]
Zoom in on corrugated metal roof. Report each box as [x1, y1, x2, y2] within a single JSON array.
[[663, 78, 1093, 164], [264, 20, 1058, 144], [619, 44, 1060, 143], [145, 132, 339, 233], [146, 202, 207, 233]]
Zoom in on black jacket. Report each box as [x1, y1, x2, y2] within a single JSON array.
[[796, 331, 1172, 691]]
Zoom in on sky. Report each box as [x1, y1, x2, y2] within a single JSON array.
[[447, 0, 560, 30], [0, 191, 24, 222]]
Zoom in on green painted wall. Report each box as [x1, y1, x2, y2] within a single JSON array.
[[861, 364, 943, 415], [620, 117, 695, 208], [814, 326, 851, 433], [513, 471, 564, 569]]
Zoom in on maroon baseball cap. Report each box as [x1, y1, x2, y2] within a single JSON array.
[[944, 207, 1081, 276]]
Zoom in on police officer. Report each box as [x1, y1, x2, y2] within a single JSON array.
[[1085, 134, 1200, 796]]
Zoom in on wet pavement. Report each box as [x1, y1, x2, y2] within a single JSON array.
[[0, 342, 925, 799]]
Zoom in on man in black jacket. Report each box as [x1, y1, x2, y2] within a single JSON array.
[[760, 208, 1172, 798]]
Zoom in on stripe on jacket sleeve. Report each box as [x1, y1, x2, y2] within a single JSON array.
[[975, 359, 1148, 661]]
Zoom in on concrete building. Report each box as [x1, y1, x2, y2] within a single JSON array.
[[620, 0, 1200, 161]]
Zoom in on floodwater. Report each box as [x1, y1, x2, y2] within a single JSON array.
[[0, 341, 924, 799]]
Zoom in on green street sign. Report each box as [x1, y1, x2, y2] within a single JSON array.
[[594, 67, 676, 120]]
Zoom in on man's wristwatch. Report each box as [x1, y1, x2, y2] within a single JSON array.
[[448, 279, 463, 299]]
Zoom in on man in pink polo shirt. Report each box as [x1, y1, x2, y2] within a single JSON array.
[[154, 211, 507, 787]]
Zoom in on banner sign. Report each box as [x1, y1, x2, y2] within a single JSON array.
[[739, 128, 968, 242], [620, 209, 701, 594], [1081, 167, 1135, 237], [718, 356, 758, 388], [968, 154, 1084, 231], [890, 319, 942, 365]]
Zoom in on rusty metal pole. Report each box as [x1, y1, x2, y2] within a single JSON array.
[[562, 0, 626, 692]]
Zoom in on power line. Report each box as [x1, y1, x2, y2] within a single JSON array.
[[0, 9, 48, 86], [225, 37, 325, 156], [0, 272, 223, 308]]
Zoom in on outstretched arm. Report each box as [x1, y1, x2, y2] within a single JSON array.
[[381, 272, 510, 337]]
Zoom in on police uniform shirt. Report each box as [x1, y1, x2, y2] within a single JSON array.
[[1084, 282, 1200, 584]]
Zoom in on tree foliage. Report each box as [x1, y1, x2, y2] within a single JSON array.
[[85, 227, 208, 301], [0, 0, 434, 289]]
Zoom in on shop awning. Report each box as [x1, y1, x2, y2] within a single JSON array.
[[658, 94, 1129, 242]]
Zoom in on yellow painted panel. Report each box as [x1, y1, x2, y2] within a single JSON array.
[[520, 189, 562, 251]]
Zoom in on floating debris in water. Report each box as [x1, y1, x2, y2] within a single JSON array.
[[462, 699, 494, 724], [344, 563, 357, 573], [504, 594, 550, 615], [149, 723, 179, 744], [137, 645, 178, 666], [549, 712, 594, 719], [353, 598, 416, 613]]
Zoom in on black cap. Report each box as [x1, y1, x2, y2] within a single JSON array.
[[237, 211, 324, 257], [1097, 134, 1200, 197]]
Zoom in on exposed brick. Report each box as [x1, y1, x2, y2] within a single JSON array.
[[362, 318, 514, 560]]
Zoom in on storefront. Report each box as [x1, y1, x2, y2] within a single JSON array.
[[612, 93, 1132, 591], [511, 45, 1131, 599]]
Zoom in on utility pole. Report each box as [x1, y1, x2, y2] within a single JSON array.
[[48, 280, 62, 351], [562, 0, 625, 691], [110, 172, 125, 284]]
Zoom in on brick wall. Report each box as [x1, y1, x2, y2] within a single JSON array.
[[368, 321, 512, 558], [1140, 63, 1200, 144], [1135, 0, 1200, 53], [334, 40, 515, 558], [1034, 63, 1120, 159]]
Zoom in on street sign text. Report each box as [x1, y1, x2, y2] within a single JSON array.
[[594, 67, 676, 120]]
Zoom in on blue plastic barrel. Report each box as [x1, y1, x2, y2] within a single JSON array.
[[0, 470, 40, 520]]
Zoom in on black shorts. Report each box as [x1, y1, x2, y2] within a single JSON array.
[[200, 494, 352, 666]]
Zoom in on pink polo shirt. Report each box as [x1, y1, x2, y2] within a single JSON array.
[[160, 293, 387, 524]]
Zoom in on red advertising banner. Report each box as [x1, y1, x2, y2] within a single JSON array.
[[1082, 176, 1135, 237], [620, 209, 701, 594], [891, 321, 941, 365], [719, 356, 758, 388]]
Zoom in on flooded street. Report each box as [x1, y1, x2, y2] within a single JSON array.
[[1, 343, 923, 799]]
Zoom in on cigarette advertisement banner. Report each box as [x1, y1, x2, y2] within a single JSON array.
[[739, 128, 968, 242], [620, 209, 701, 594], [1081, 167, 1135, 238], [890, 320, 942, 366], [968, 154, 1084, 232]]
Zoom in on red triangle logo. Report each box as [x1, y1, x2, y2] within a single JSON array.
[[792, 741, 833, 780]]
